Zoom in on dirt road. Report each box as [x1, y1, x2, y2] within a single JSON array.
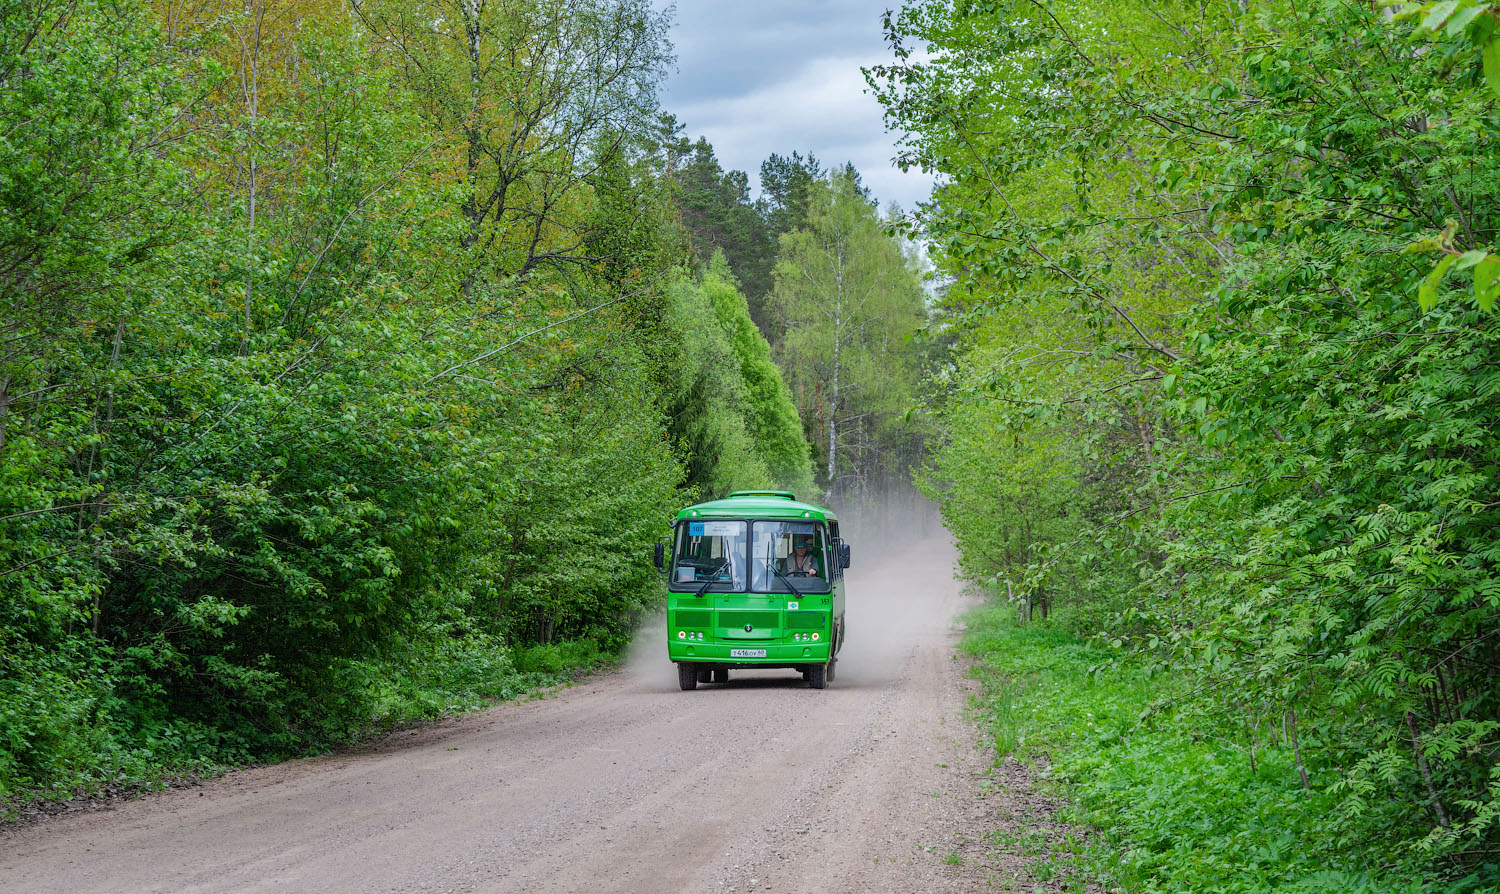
[[1, 534, 1037, 893]]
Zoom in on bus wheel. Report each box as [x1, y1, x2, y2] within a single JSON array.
[[826, 658, 837, 683], [808, 662, 828, 690], [677, 663, 698, 691], [712, 668, 729, 684]]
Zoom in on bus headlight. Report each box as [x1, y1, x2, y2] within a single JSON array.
[[678, 630, 686, 639], [811, 632, 820, 641]]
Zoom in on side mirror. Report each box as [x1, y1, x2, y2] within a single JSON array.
[[653, 542, 665, 571], [839, 543, 851, 570]]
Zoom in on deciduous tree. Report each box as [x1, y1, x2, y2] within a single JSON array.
[[770, 170, 926, 501]]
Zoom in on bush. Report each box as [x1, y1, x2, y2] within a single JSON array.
[[962, 599, 1500, 893]]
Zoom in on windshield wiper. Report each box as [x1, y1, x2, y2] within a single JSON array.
[[691, 560, 728, 597], [765, 539, 799, 594]]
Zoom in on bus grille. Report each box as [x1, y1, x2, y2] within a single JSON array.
[[786, 612, 827, 629], [674, 610, 712, 628], [718, 611, 779, 629]]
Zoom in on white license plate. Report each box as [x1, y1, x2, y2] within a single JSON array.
[[730, 649, 767, 658]]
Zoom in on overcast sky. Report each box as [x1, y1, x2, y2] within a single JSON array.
[[655, 0, 935, 213]]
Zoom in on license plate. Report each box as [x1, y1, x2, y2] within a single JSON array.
[[730, 649, 767, 658]]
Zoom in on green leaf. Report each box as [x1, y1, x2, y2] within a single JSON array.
[[1161, 373, 1177, 395], [1390, 2, 1429, 24], [1422, 1, 1461, 33], [1419, 254, 1457, 310], [1477, 10, 1499, 43], [1484, 35, 1500, 97], [1444, 3, 1487, 35], [1455, 249, 1488, 270], [1476, 258, 1500, 311], [1401, 235, 1444, 254]]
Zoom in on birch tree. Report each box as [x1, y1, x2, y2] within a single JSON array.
[[770, 171, 925, 500]]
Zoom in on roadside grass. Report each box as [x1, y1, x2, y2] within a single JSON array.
[[961, 601, 1489, 894], [2, 631, 616, 819], [361, 631, 616, 730]]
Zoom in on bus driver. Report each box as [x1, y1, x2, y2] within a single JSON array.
[[782, 536, 820, 577]]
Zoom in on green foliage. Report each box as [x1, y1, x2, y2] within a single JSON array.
[[359, 629, 615, 732], [875, 0, 1500, 881], [701, 254, 816, 495], [1389, 1, 1500, 98], [758, 151, 825, 239], [649, 127, 927, 514], [963, 602, 1500, 893], [656, 123, 779, 322], [665, 256, 815, 499], [914, 286, 1153, 626], [771, 171, 930, 502], [0, 0, 818, 806], [653, 130, 835, 337]]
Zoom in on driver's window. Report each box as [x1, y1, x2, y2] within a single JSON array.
[[750, 521, 826, 592]]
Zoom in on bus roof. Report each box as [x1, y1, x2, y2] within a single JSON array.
[[675, 491, 838, 523]]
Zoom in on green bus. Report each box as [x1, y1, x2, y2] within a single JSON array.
[[654, 491, 851, 690]]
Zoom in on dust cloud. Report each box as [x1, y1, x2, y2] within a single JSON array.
[[831, 493, 961, 687], [624, 610, 679, 691], [624, 494, 960, 691]]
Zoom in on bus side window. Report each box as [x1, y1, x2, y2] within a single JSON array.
[[826, 522, 840, 580]]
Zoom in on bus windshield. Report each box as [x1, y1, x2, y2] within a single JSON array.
[[669, 520, 747, 591], [751, 521, 830, 593]]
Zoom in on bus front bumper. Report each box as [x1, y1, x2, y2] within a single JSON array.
[[668, 641, 830, 666]]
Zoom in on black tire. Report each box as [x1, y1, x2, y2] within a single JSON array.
[[808, 662, 828, 690], [677, 663, 697, 691], [826, 658, 837, 683], [712, 668, 729, 684], [697, 668, 712, 684]]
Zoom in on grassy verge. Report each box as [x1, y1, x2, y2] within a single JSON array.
[[359, 632, 617, 731], [2, 632, 616, 819], [962, 600, 1487, 893]]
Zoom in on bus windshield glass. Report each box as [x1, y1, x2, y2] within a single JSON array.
[[669, 520, 747, 591], [751, 521, 830, 593]]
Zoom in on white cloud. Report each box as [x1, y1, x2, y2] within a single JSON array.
[[669, 53, 933, 211]]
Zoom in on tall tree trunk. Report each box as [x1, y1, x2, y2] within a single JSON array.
[[85, 317, 126, 636], [461, 0, 485, 257], [1407, 711, 1450, 827], [0, 373, 9, 452], [827, 319, 839, 491], [242, 0, 262, 343], [826, 240, 845, 496]]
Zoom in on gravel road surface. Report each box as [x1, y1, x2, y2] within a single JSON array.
[[1, 532, 1051, 893]]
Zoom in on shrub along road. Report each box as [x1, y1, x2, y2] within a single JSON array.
[[0, 534, 1069, 893]]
